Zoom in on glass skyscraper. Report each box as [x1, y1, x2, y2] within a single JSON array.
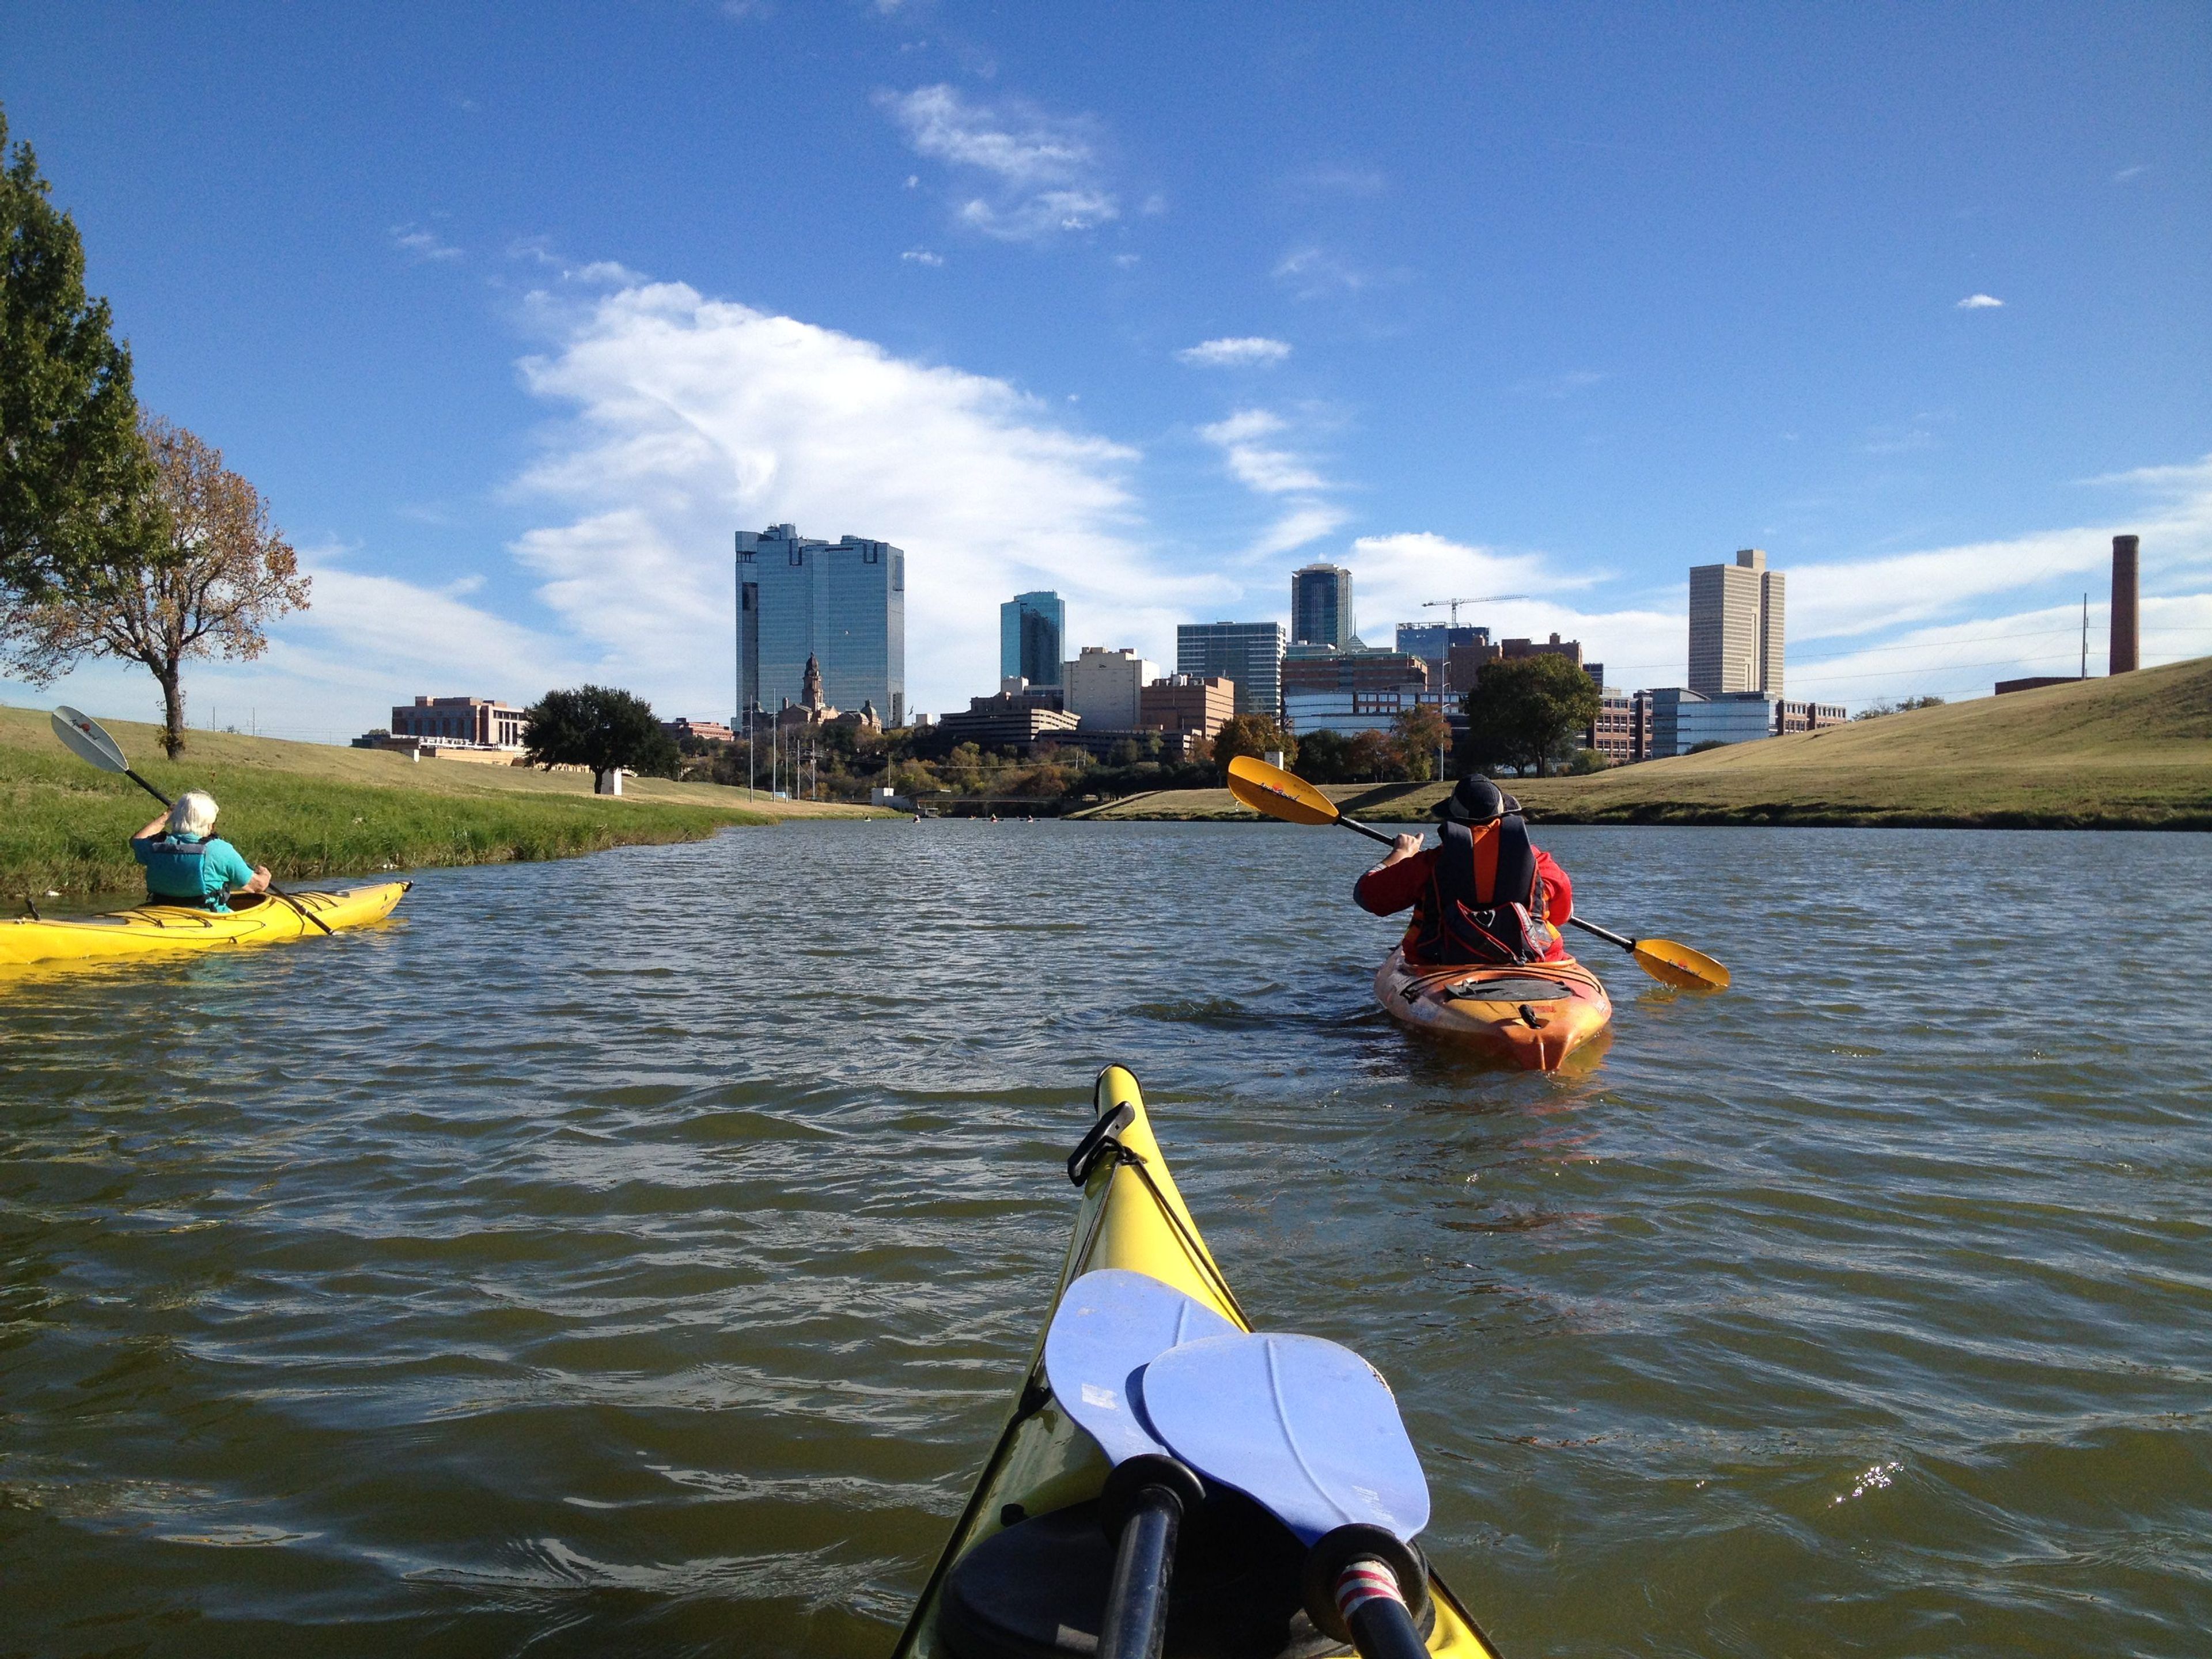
[[736, 524, 906, 725], [1291, 563, 1355, 648], [1176, 620, 1286, 719], [999, 591, 1066, 688]]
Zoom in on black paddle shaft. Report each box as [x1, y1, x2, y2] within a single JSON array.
[[1338, 1569, 1431, 1659], [122, 769, 173, 810], [1096, 1455, 1205, 1659], [1302, 1524, 1433, 1659]]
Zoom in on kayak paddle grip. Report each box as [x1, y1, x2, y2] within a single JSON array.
[[1304, 1524, 1431, 1654], [1096, 1455, 1205, 1659]]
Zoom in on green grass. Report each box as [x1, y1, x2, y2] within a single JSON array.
[[0, 705, 882, 899], [1086, 657, 2212, 831]]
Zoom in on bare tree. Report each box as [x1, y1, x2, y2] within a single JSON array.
[[0, 418, 309, 756]]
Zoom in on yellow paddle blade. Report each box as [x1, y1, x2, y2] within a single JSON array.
[[1226, 754, 1339, 825], [1631, 937, 1731, 991]]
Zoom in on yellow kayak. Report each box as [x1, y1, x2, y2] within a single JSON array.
[[0, 882, 411, 968], [893, 1065, 1502, 1658]]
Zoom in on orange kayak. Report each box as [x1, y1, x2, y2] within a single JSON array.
[[1374, 946, 1613, 1070]]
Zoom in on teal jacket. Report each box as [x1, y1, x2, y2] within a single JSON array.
[[131, 833, 257, 911]]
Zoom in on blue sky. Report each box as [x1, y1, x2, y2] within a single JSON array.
[[3, 1, 2207, 736]]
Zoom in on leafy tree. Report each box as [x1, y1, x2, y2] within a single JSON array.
[[1212, 713, 1296, 778], [1459, 654, 1601, 777], [524, 684, 675, 791], [1296, 728, 1354, 783], [1853, 694, 1946, 721], [0, 418, 308, 757], [1390, 704, 1452, 783], [1344, 729, 1392, 781], [0, 106, 160, 601], [1567, 747, 1610, 774]]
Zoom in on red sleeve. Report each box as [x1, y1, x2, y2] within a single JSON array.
[[1535, 847, 1572, 924], [1355, 847, 1434, 915]]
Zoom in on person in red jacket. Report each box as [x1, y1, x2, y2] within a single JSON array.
[[1354, 774, 1574, 966]]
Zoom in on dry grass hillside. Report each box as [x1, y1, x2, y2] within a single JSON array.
[[1088, 656, 2212, 830]]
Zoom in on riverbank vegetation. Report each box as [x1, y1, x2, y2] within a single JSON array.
[[1081, 657, 2212, 831], [0, 706, 876, 899], [684, 702, 1456, 806]]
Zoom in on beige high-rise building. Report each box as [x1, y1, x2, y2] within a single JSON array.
[[1688, 548, 1786, 696]]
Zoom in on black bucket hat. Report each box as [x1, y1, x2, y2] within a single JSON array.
[[1433, 775, 1521, 822]]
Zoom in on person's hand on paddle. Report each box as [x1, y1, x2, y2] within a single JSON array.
[[1380, 832, 1423, 868]]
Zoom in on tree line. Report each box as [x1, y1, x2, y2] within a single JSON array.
[[1, 105, 306, 757]]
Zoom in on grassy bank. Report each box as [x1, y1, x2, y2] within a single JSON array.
[[1, 706, 882, 898], [1083, 656, 2212, 831]]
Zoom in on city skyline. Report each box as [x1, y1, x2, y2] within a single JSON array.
[[2, 4, 2205, 739]]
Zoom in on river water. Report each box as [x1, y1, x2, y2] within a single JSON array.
[[3, 823, 2208, 1657]]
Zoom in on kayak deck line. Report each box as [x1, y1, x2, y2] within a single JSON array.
[[892, 1065, 1502, 1658], [0, 881, 412, 968]]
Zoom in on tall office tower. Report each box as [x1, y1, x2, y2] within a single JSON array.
[[1688, 547, 1786, 696], [999, 591, 1067, 688], [1291, 563, 1355, 648], [736, 524, 906, 726], [2110, 534, 2139, 673], [1176, 621, 1286, 719]]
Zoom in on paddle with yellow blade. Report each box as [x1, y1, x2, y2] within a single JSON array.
[[1225, 753, 1730, 990]]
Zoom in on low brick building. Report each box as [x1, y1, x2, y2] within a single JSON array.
[[1139, 673, 1235, 739]]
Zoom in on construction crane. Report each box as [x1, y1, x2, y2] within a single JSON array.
[[1422, 594, 1527, 627]]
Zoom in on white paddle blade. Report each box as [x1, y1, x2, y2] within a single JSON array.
[[1043, 1268, 1238, 1467], [1142, 1331, 1431, 1545], [51, 706, 130, 773]]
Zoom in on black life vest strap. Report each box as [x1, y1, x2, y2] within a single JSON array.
[[1419, 814, 1543, 965], [1436, 815, 1537, 911]]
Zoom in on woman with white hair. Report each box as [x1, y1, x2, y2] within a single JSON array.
[[130, 791, 272, 912]]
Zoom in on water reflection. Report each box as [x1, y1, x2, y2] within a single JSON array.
[[1, 823, 2207, 1655]]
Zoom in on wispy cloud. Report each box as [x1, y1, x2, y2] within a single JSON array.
[[1198, 410, 1328, 494], [1176, 336, 1291, 368], [1956, 293, 2004, 309], [391, 224, 462, 264], [900, 248, 945, 267], [1273, 247, 1374, 299], [1244, 503, 1350, 560], [878, 84, 1117, 241], [2113, 164, 2148, 183]]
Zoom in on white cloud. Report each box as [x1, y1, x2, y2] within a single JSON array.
[[1196, 410, 1330, 495], [2113, 164, 2147, 183], [1, 546, 583, 743], [1177, 336, 1292, 368], [900, 248, 945, 266], [1343, 531, 1666, 676], [1244, 504, 1351, 560], [878, 84, 1118, 241], [1956, 293, 2004, 309], [506, 279, 1218, 715], [391, 225, 461, 263]]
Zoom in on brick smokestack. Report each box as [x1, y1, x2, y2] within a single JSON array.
[[2109, 534, 2139, 675]]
